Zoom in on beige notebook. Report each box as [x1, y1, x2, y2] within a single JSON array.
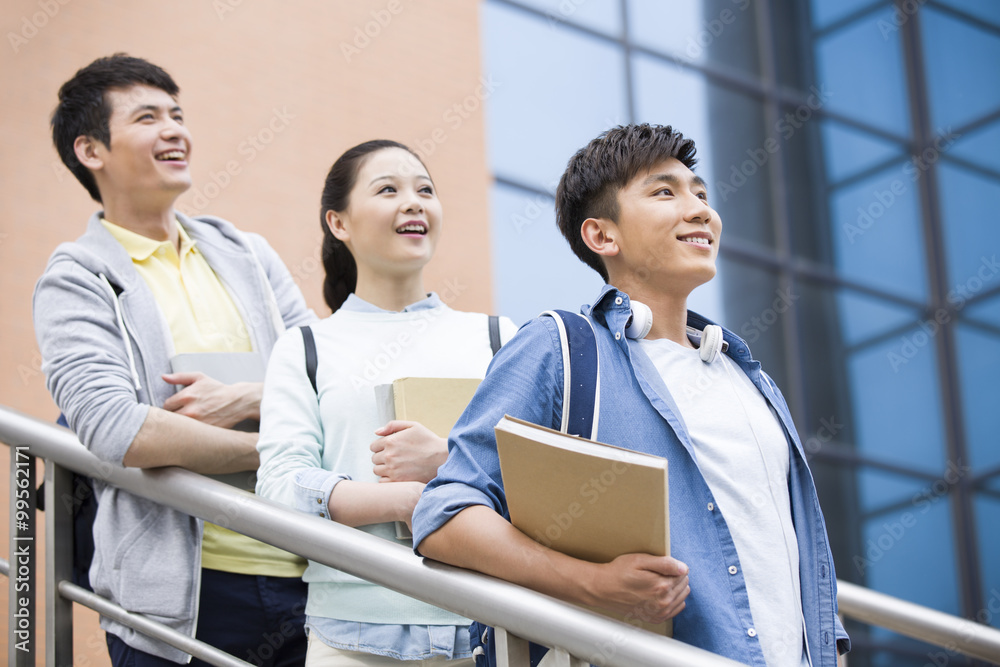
[[373, 377, 482, 539], [495, 414, 671, 635], [373, 377, 482, 437]]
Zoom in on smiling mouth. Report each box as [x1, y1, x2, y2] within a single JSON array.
[[155, 150, 187, 162], [678, 234, 711, 246], [396, 223, 428, 235]]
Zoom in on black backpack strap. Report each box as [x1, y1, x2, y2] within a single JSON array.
[[488, 315, 501, 356], [300, 326, 318, 394]]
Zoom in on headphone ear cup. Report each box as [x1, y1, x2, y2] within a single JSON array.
[[625, 300, 653, 340], [700, 324, 724, 363]]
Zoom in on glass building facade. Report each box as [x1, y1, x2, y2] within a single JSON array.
[[480, 1, 1000, 664]]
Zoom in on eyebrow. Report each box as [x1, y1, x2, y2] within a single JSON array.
[[367, 173, 432, 187], [129, 104, 183, 116], [642, 172, 707, 190]]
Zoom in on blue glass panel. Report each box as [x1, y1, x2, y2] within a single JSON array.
[[922, 7, 1000, 130], [847, 335, 945, 472], [820, 119, 905, 184], [950, 120, 1000, 175], [490, 183, 604, 325], [955, 324, 1000, 473], [508, 0, 622, 36], [628, 0, 761, 77], [966, 294, 1000, 329], [974, 496, 1000, 628], [814, 8, 910, 136], [858, 467, 929, 516], [937, 163, 1000, 290], [934, 0, 1000, 32], [860, 501, 960, 615], [482, 2, 628, 190], [836, 290, 919, 347], [809, 0, 885, 30], [829, 162, 927, 301], [631, 53, 712, 151]]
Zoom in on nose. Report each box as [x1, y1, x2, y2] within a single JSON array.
[[401, 188, 424, 214], [684, 192, 712, 224]]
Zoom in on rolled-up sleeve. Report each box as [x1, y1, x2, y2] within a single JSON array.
[[412, 317, 565, 554]]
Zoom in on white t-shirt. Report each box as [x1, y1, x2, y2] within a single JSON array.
[[640, 336, 810, 667]]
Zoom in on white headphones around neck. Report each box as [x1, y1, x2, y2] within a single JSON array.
[[625, 300, 726, 363]]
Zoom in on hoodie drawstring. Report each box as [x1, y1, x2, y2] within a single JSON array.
[[99, 273, 142, 391]]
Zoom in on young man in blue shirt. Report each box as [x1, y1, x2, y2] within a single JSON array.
[[412, 124, 849, 666]]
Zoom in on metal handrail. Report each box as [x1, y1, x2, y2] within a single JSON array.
[[4, 404, 1000, 665], [0, 406, 744, 667]]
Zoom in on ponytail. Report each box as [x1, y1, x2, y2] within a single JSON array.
[[320, 223, 356, 313]]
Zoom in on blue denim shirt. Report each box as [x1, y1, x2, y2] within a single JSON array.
[[413, 285, 849, 666]]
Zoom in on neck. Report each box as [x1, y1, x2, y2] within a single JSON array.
[[101, 194, 181, 252], [353, 266, 428, 312], [612, 277, 694, 348]]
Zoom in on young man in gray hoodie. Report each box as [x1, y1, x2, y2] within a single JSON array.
[[34, 54, 316, 666]]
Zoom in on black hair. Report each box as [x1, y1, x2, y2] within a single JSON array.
[[51, 53, 180, 203], [319, 140, 428, 312], [555, 123, 698, 281]]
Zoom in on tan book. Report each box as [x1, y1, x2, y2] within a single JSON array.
[[495, 414, 671, 635], [374, 377, 482, 437], [374, 377, 482, 539]]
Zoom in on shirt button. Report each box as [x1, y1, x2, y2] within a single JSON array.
[[728, 565, 738, 575], [318, 512, 325, 518], [615, 296, 623, 305], [747, 628, 757, 638], [316, 498, 323, 504], [707, 502, 714, 511], [615, 332, 622, 340]]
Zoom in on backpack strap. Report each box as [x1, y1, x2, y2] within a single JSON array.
[[300, 326, 318, 394], [541, 310, 600, 439], [488, 315, 501, 356]]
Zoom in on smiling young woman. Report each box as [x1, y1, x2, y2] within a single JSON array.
[[255, 140, 516, 666]]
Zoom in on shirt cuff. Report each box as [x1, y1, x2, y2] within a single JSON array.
[[294, 468, 350, 519], [411, 482, 498, 556]]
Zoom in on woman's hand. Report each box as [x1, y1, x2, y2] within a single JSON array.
[[370, 420, 448, 483]]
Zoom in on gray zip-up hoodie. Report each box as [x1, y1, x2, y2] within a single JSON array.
[[33, 211, 315, 662]]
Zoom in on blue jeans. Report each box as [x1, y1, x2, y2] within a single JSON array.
[[106, 568, 307, 667]]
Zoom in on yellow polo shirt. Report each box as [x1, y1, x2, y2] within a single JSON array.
[[102, 218, 306, 577]]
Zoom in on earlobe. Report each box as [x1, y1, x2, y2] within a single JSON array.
[[326, 209, 350, 242], [580, 217, 619, 258], [73, 136, 103, 170]]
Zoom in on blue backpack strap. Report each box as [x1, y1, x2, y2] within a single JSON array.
[[300, 325, 318, 394], [542, 310, 600, 439], [470, 311, 600, 667]]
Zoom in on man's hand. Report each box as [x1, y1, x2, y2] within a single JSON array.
[[370, 421, 448, 483], [161, 372, 262, 428], [586, 554, 690, 623]]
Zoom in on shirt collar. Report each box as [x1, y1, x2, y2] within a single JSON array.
[[341, 291, 443, 313], [100, 217, 196, 261]]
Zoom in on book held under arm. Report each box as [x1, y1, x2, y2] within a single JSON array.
[[374, 376, 483, 539], [494, 414, 672, 635]]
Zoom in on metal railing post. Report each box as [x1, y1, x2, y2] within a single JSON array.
[[45, 458, 75, 666], [495, 626, 530, 666], [9, 444, 36, 666]]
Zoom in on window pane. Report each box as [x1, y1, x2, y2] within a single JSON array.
[[837, 290, 920, 348], [922, 7, 1000, 130], [858, 468, 929, 516], [482, 1, 628, 190], [829, 162, 928, 301], [489, 183, 604, 325], [950, 120, 1000, 175], [627, 0, 761, 77], [937, 163, 1000, 291], [859, 501, 961, 615], [934, 0, 1000, 27], [809, 0, 886, 30], [847, 334, 945, 472], [976, 495, 1000, 628], [820, 119, 905, 184], [815, 8, 910, 136], [955, 323, 1000, 473], [509, 0, 623, 36], [966, 294, 1000, 329]]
